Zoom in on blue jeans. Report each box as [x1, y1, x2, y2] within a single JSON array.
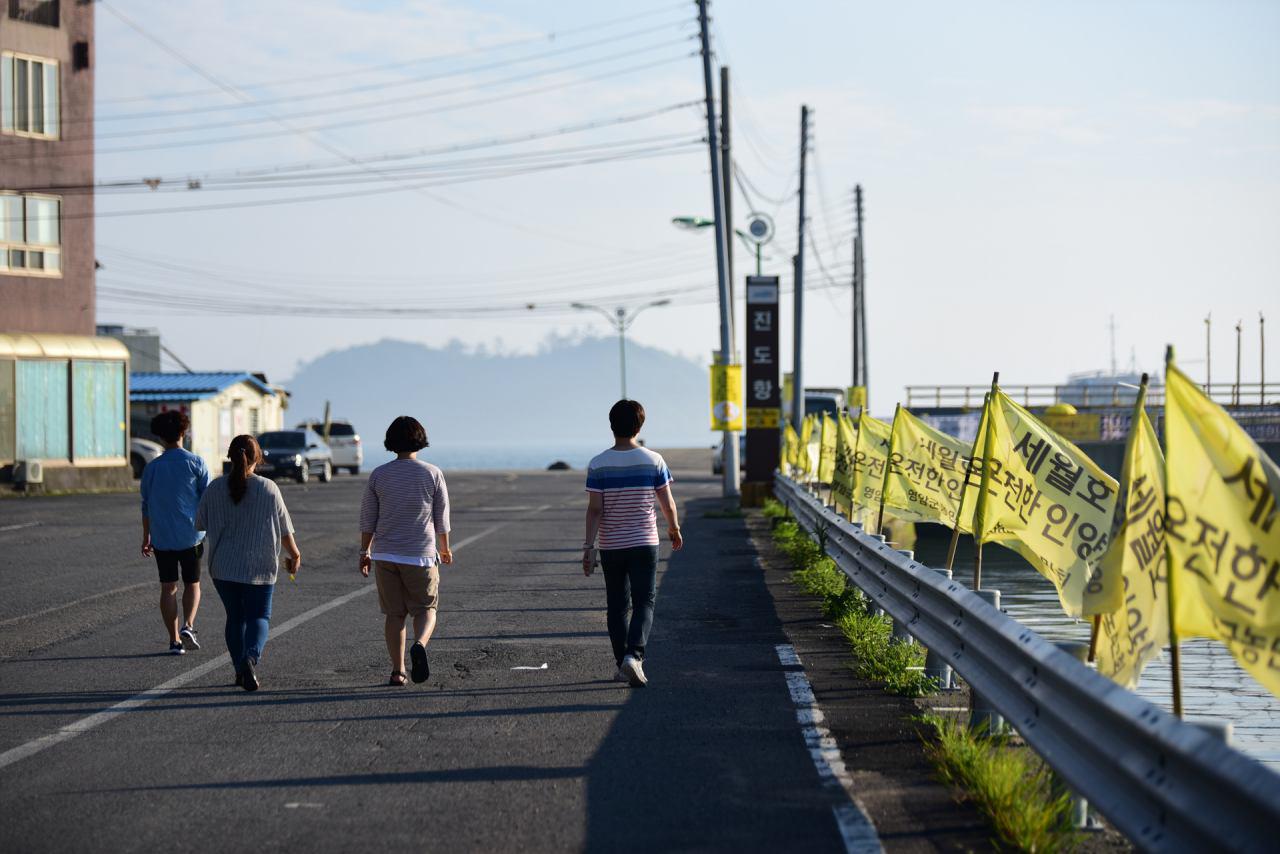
[[212, 579, 274, 668], [601, 545, 659, 666]]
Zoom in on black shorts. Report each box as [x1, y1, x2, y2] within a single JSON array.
[[155, 543, 203, 584]]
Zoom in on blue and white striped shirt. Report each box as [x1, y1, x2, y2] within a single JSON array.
[[586, 447, 673, 550]]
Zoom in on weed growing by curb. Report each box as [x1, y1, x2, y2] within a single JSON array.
[[771, 514, 934, 697], [921, 715, 1077, 852]]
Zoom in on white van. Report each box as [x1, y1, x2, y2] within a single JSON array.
[[297, 420, 363, 474]]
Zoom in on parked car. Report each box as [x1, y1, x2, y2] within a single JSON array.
[[256, 429, 333, 484], [296, 420, 363, 474], [130, 437, 164, 479], [711, 434, 747, 475]]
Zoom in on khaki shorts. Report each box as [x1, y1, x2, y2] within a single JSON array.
[[374, 560, 440, 617]]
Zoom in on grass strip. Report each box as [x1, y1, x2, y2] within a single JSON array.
[[920, 714, 1078, 852], [766, 500, 933, 697]]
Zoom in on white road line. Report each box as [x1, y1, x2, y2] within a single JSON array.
[[0, 521, 41, 533], [0, 518, 520, 772], [0, 581, 154, 629], [776, 643, 882, 854]]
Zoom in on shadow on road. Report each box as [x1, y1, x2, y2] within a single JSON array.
[[581, 496, 849, 852]]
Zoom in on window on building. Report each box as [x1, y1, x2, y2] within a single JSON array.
[[0, 193, 61, 275], [8, 1, 58, 27], [2, 52, 59, 138]]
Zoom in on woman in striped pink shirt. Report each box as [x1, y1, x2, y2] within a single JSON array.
[[582, 400, 682, 687]]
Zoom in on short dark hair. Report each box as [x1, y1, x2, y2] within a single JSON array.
[[150, 410, 190, 444], [384, 416, 429, 453], [609, 399, 645, 438]]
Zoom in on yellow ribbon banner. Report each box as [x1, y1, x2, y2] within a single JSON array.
[[802, 414, 820, 477], [783, 422, 801, 475], [818, 413, 837, 484], [882, 406, 973, 530], [852, 410, 893, 511], [832, 414, 857, 515], [1095, 400, 1167, 688], [710, 364, 744, 431], [1165, 363, 1280, 698], [974, 389, 1120, 618]]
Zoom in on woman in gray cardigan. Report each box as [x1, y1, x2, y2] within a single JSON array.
[[196, 434, 301, 691]]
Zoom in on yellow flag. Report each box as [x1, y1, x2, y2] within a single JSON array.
[[973, 389, 1120, 618], [852, 410, 892, 511], [832, 414, 857, 515], [882, 406, 973, 529], [818, 414, 837, 483], [1165, 363, 1280, 698], [1095, 398, 1167, 688], [783, 422, 801, 474], [801, 414, 819, 476]]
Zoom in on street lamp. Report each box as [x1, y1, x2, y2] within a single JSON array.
[[571, 299, 671, 400], [671, 214, 772, 275]]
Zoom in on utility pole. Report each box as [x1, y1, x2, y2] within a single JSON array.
[[1205, 313, 1212, 394], [1262, 312, 1267, 404], [791, 104, 809, 431], [1235, 319, 1243, 406], [697, 0, 739, 497], [854, 185, 867, 405], [851, 188, 860, 393], [720, 65, 735, 351]]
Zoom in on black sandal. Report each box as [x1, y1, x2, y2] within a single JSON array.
[[389, 671, 407, 686], [410, 642, 430, 684]]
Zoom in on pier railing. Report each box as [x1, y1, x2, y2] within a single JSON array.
[[905, 381, 1279, 410], [774, 473, 1280, 852]]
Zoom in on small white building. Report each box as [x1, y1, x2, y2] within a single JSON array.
[[130, 372, 287, 475]]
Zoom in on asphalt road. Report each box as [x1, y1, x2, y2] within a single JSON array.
[[0, 453, 867, 853]]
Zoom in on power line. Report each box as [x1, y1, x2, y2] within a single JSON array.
[[96, 2, 693, 105]]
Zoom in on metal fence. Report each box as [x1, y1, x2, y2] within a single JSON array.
[[774, 473, 1280, 852], [904, 382, 1279, 410]]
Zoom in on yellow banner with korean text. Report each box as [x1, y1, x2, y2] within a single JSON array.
[[882, 407, 974, 530], [801, 414, 819, 477], [783, 422, 801, 475], [818, 414, 837, 484], [852, 410, 892, 512], [832, 414, 857, 515], [973, 389, 1120, 618], [1165, 364, 1280, 698], [710, 364, 744, 431], [1095, 401, 1167, 688]]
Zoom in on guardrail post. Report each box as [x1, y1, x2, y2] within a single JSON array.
[[969, 589, 1005, 735], [924, 567, 953, 690], [1053, 640, 1101, 831], [869, 534, 887, 617], [891, 550, 915, 644]]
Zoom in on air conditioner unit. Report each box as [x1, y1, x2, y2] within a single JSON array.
[[14, 459, 44, 484]]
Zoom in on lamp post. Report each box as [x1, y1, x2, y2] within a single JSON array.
[[672, 216, 764, 275], [571, 299, 671, 400]]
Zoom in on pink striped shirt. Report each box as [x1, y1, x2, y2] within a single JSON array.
[[586, 447, 673, 550]]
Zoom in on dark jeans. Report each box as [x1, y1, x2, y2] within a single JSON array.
[[601, 545, 659, 666], [212, 579, 274, 668]]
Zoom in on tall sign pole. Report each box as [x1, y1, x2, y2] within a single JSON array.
[[851, 187, 860, 395], [855, 185, 867, 405], [720, 65, 736, 350], [744, 276, 781, 499], [697, 0, 739, 497], [791, 105, 809, 431]]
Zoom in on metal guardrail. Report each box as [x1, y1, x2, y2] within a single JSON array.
[[904, 382, 1279, 409], [774, 473, 1280, 853]]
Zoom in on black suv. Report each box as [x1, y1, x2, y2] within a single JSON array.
[[256, 430, 334, 484]]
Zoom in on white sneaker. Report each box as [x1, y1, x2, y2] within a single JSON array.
[[179, 625, 200, 651], [612, 667, 629, 683], [620, 654, 647, 687]]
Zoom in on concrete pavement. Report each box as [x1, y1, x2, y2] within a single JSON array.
[[0, 452, 874, 852]]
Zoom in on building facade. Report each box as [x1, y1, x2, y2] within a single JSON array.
[[2, 0, 94, 334], [0, 3, 131, 490], [130, 373, 287, 476]]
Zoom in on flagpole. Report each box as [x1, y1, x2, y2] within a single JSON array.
[[945, 393, 987, 573], [972, 373, 1000, 590], [1162, 348, 1184, 718], [876, 404, 900, 535]]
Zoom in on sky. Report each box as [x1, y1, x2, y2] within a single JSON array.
[[91, 0, 1280, 414]]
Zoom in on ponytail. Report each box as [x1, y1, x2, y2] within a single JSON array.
[[227, 434, 261, 505]]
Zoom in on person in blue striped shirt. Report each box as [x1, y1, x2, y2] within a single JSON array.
[[583, 400, 682, 687]]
